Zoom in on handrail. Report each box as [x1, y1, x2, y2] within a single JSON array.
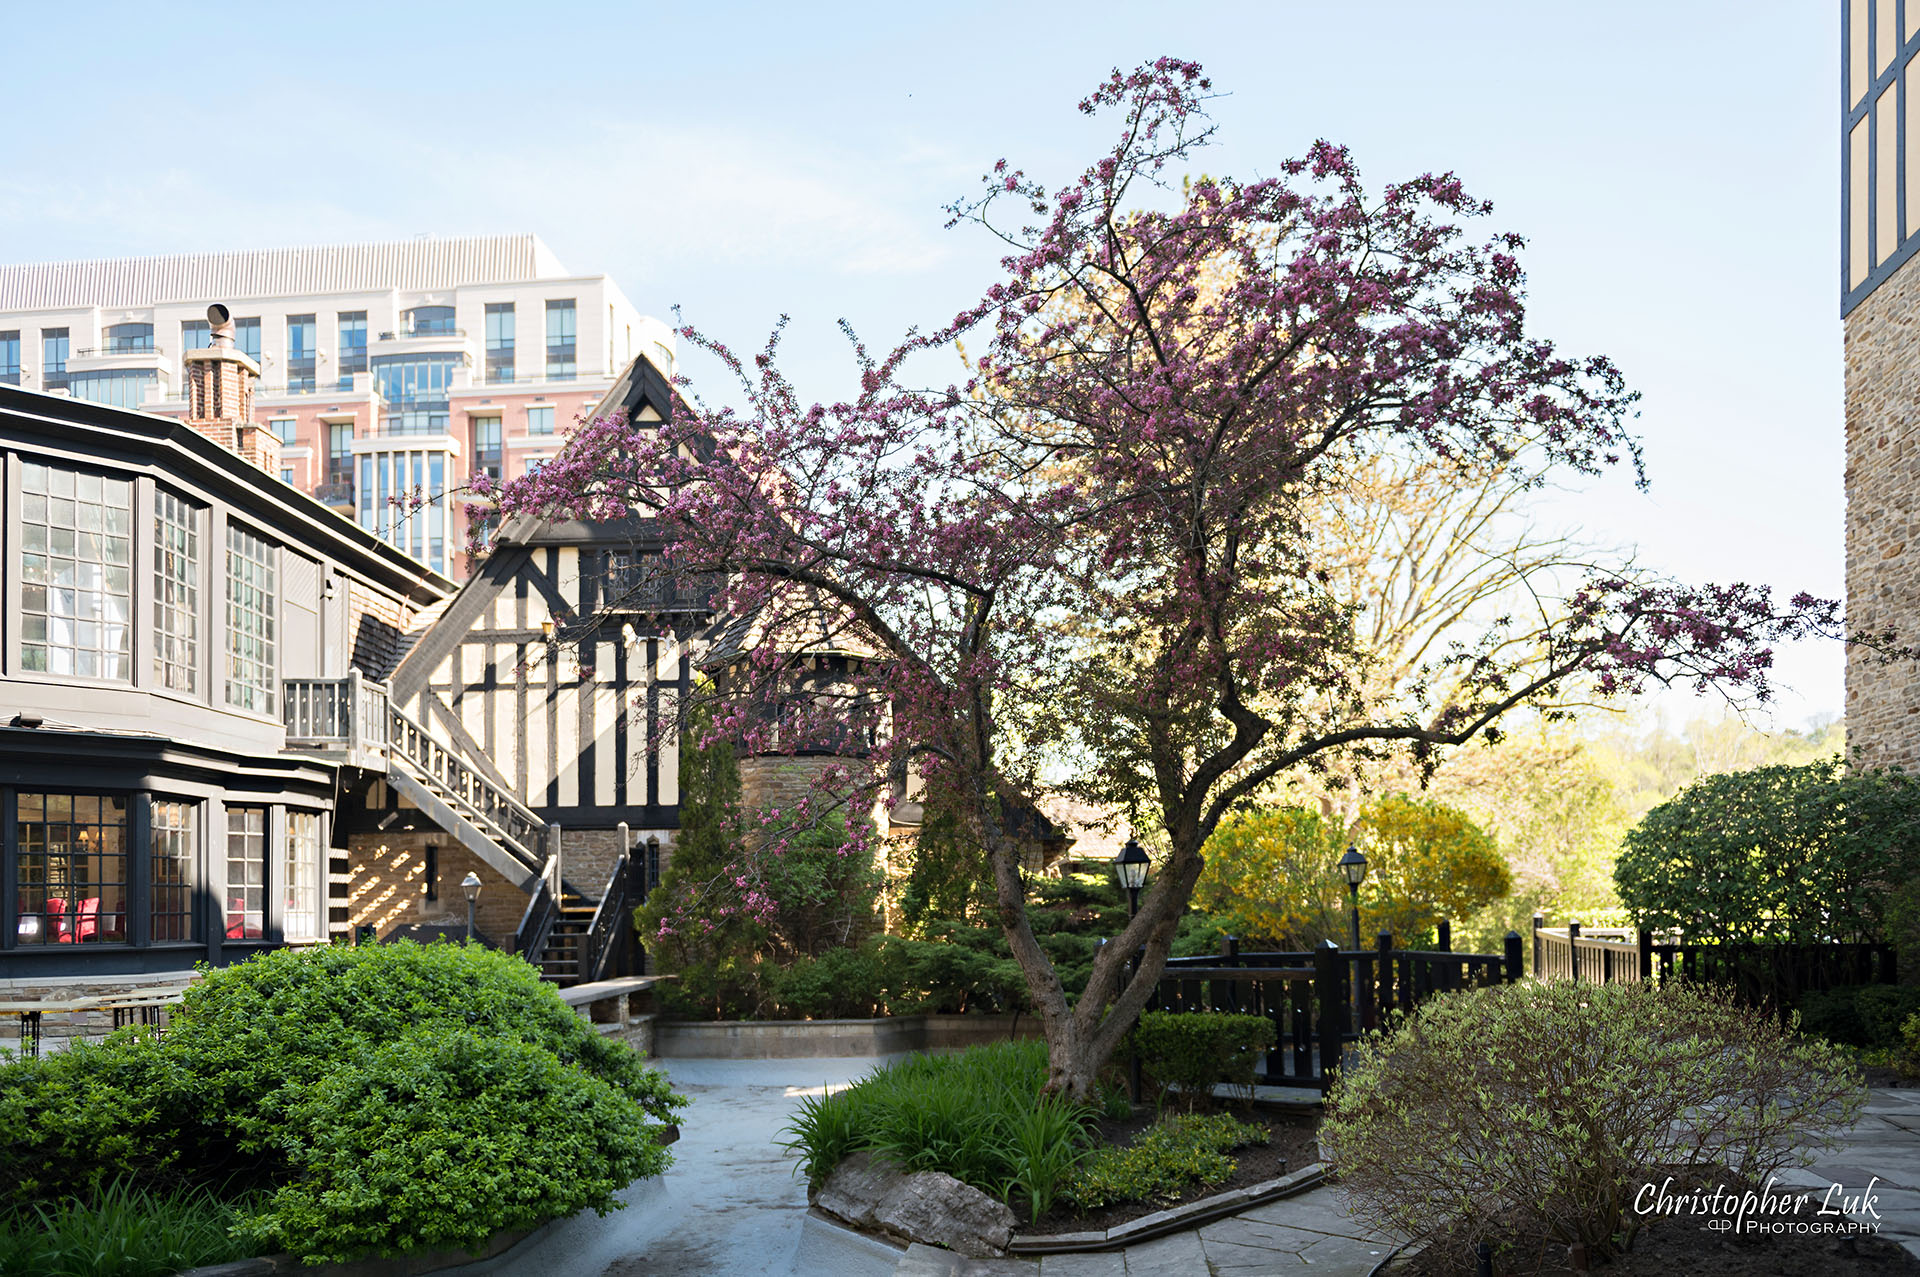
[[385, 702, 547, 874], [581, 852, 633, 983], [514, 855, 559, 958]]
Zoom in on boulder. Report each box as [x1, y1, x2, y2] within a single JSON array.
[[813, 1151, 1017, 1258]]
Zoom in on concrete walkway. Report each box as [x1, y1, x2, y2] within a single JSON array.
[[448, 1061, 1920, 1276]]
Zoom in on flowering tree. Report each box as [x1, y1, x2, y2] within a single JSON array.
[[492, 59, 1863, 1098]]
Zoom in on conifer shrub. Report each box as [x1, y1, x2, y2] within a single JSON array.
[[1323, 980, 1862, 1265]]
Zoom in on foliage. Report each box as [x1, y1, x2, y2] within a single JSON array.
[[778, 1039, 1106, 1221], [640, 707, 883, 1016], [1323, 980, 1863, 1263], [0, 1178, 257, 1277], [236, 1027, 670, 1263], [1194, 799, 1508, 949], [1895, 1013, 1920, 1078], [499, 56, 1854, 1099], [1062, 1113, 1270, 1211], [1126, 1011, 1275, 1109], [1796, 984, 1920, 1050], [1614, 758, 1920, 942], [0, 943, 686, 1264]]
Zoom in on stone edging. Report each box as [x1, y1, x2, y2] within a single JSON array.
[[1001, 1161, 1328, 1255], [174, 1219, 554, 1277]]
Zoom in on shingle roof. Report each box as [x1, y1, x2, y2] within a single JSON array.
[[0, 235, 569, 310]]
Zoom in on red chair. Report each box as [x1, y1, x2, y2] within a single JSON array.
[[226, 897, 261, 941], [73, 898, 100, 943], [47, 898, 71, 943]]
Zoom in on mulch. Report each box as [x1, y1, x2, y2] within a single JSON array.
[[1015, 1106, 1319, 1237], [1863, 1062, 1917, 1088], [1396, 1212, 1920, 1276]]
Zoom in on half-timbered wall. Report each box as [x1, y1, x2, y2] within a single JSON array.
[[405, 544, 693, 833]]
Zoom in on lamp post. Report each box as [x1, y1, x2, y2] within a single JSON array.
[[1113, 837, 1151, 1104], [461, 872, 482, 943], [1338, 845, 1367, 1028]]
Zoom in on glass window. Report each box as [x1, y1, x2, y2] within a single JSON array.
[[67, 369, 157, 409], [182, 319, 211, 352], [225, 807, 266, 941], [225, 525, 276, 714], [236, 317, 261, 364], [545, 300, 576, 379], [286, 315, 317, 391], [271, 417, 299, 444], [473, 415, 502, 481], [104, 323, 154, 354], [0, 330, 19, 384], [284, 810, 320, 941], [280, 468, 294, 484], [41, 329, 69, 391], [371, 353, 459, 433], [525, 456, 547, 475], [337, 311, 368, 383], [15, 793, 129, 946], [405, 306, 456, 336], [154, 487, 200, 695], [485, 303, 515, 383], [328, 423, 354, 483], [151, 799, 195, 942], [21, 462, 133, 680], [527, 405, 554, 435]]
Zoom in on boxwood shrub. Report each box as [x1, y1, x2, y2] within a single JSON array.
[[0, 941, 686, 1264], [1125, 1010, 1276, 1108]]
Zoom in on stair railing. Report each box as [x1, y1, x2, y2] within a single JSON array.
[[385, 702, 547, 876], [514, 855, 561, 960], [581, 851, 643, 983]]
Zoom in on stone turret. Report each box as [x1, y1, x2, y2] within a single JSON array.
[[182, 303, 279, 474]]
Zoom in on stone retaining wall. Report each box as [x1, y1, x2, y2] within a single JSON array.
[[653, 1013, 1043, 1059]]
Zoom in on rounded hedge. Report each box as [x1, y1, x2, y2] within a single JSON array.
[[0, 941, 686, 1264]]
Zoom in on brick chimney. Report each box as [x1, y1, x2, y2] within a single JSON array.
[[182, 303, 279, 474]]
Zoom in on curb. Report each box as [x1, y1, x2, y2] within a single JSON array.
[[1004, 1160, 1330, 1255], [173, 1220, 551, 1277]]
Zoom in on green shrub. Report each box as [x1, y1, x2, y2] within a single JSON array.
[[0, 1178, 258, 1277], [1126, 1010, 1275, 1108], [1799, 984, 1920, 1049], [1323, 980, 1863, 1264], [0, 942, 686, 1265], [1062, 1113, 1268, 1210], [1895, 1012, 1920, 1077], [1614, 759, 1920, 943], [236, 1027, 671, 1263], [779, 1039, 1093, 1220], [775, 946, 888, 1018]]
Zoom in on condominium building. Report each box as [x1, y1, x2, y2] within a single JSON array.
[[0, 235, 676, 577]]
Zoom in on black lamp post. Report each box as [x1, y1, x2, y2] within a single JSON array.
[[1113, 837, 1150, 919], [1338, 845, 1367, 1028], [1112, 836, 1151, 1105], [461, 872, 482, 943]]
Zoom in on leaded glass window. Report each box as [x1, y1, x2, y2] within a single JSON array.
[[284, 810, 320, 941], [225, 807, 265, 940], [151, 799, 195, 942], [15, 793, 129, 946]]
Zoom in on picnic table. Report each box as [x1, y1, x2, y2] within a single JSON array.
[[0, 985, 193, 1059]]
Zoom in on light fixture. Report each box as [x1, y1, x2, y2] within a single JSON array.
[[1112, 837, 1150, 893], [461, 871, 483, 944], [541, 617, 556, 644], [1339, 845, 1368, 887]]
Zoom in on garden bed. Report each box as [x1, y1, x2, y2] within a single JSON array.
[[1017, 1109, 1318, 1237], [1393, 1211, 1920, 1275]]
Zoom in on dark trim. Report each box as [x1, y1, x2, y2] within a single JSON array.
[[1842, 1, 1920, 314], [0, 945, 215, 978], [388, 546, 531, 701], [0, 388, 452, 604], [531, 804, 680, 831]]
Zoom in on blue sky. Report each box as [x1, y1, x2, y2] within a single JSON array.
[[5, 2, 1843, 724]]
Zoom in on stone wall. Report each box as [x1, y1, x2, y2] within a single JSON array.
[[0, 970, 205, 1051], [1847, 255, 1920, 771]]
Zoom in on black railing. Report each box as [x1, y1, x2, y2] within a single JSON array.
[[1532, 916, 1898, 1014], [514, 856, 560, 960], [386, 704, 546, 875], [1156, 926, 1524, 1092], [581, 852, 645, 983]]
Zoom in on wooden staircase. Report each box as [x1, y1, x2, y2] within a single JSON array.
[[536, 895, 598, 984]]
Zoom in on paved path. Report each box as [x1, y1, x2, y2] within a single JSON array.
[[449, 1062, 1920, 1276]]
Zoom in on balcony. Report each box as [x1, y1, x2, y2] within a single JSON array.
[[68, 345, 167, 375], [314, 479, 354, 510], [283, 673, 389, 769], [368, 329, 475, 364]]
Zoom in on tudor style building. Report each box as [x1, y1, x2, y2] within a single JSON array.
[[1844, 0, 1920, 767]]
